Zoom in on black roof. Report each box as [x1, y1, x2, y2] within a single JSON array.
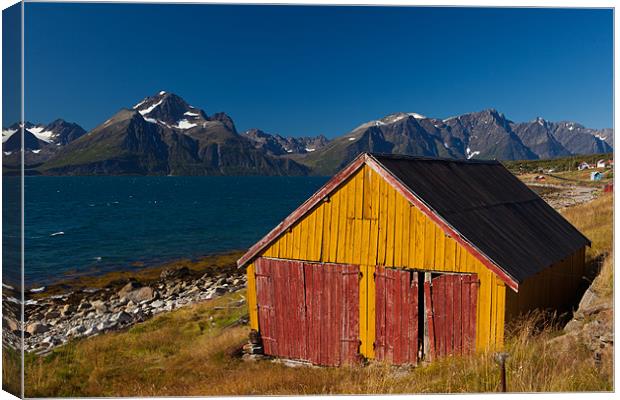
[[371, 153, 591, 283]]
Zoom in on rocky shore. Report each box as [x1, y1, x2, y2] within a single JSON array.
[[2, 254, 247, 355]]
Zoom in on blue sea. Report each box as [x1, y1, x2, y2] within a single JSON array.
[[6, 176, 329, 287]]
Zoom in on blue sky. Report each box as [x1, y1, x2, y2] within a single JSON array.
[[17, 4, 613, 137]]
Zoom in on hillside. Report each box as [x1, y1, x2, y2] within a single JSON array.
[[16, 192, 613, 396], [3, 93, 613, 176], [292, 110, 612, 175]]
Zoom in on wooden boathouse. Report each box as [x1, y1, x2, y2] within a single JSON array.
[[238, 153, 590, 366]]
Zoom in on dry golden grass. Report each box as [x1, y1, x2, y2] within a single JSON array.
[[561, 193, 613, 260], [2, 345, 21, 397], [23, 194, 613, 396]]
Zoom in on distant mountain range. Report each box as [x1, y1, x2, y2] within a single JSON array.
[[2, 91, 613, 176]]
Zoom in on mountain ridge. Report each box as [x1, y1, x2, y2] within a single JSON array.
[[2, 92, 613, 176]]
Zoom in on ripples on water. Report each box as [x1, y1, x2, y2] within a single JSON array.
[[4, 176, 328, 286]]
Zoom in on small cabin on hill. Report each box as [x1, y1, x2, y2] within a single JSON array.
[[591, 171, 604, 181], [578, 162, 591, 171], [238, 153, 590, 367]]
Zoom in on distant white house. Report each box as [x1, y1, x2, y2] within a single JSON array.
[[577, 162, 591, 171], [596, 159, 607, 168]]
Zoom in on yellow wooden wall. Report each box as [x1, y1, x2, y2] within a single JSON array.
[[504, 247, 586, 322], [247, 165, 508, 358]]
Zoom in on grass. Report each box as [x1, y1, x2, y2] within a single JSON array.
[[3, 345, 21, 397], [22, 194, 613, 396]]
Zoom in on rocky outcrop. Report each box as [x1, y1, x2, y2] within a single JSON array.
[[2, 268, 247, 355]]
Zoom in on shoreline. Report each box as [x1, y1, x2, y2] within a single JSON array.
[[2, 250, 249, 354], [24, 250, 246, 298]]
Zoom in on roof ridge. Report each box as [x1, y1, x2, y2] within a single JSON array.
[[369, 152, 501, 165]]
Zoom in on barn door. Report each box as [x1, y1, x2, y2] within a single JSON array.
[[254, 257, 360, 366], [255, 258, 307, 359], [424, 273, 478, 360], [374, 266, 420, 365], [304, 262, 360, 366]]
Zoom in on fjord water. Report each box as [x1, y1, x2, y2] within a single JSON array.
[[21, 176, 328, 287]]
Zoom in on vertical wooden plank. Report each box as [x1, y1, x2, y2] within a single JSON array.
[[423, 218, 435, 269], [435, 229, 445, 271], [247, 263, 259, 331], [321, 198, 331, 262], [385, 184, 396, 267], [368, 169, 380, 267], [401, 203, 410, 267], [347, 264, 361, 365], [392, 269, 402, 363], [361, 221, 371, 270], [424, 279, 435, 361], [359, 264, 368, 358], [367, 265, 376, 360], [423, 272, 431, 360], [447, 275, 454, 355], [470, 275, 479, 354], [346, 176, 357, 265], [445, 237, 455, 271], [312, 263, 322, 364], [329, 190, 340, 263], [304, 263, 313, 362], [412, 277, 419, 364], [394, 196, 404, 267], [332, 264, 341, 366], [375, 266, 386, 360], [462, 274, 471, 353], [408, 206, 417, 268], [377, 179, 388, 266], [437, 275, 444, 357], [320, 263, 329, 365], [488, 274, 496, 349], [415, 208, 426, 263], [495, 282, 506, 349], [454, 275, 463, 355]]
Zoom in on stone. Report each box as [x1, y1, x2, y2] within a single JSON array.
[[67, 325, 86, 337], [118, 281, 142, 298], [91, 300, 108, 314], [77, 302, 92, 312], [111, 311, 132, 324], [160, 266, 190, 280], [26, 322, 49, 335], [83, 326, 98, 336], [45, 310, 61, 320], [3, 317, 18, 332], [215, 287, 227, 295], [125, 287, 155, 304], [96, 321, 117, 331], [185, 286, 200, 296], [150, 300, 164, 309], [61, 304, 76, 317]]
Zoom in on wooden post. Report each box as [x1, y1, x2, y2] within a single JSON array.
[[423, 272, 431, 360]]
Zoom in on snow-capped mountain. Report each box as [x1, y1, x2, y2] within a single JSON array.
[[3, 92, 613, 176], [299, 109, 613, 175], [37, 91, 308, 176], [2, 120, 86, 147]]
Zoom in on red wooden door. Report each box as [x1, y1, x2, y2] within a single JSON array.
[[254, 258, 360, 366], [424, 273, 478, 360], [374, 266, 419, 365]]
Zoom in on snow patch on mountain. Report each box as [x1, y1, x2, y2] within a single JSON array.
[[29, 126, 56, 143], [138, 99, 164, 116], [466, 147, 480, 159], [174, 120, 198, 130], [2, 129, 17, 142]]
